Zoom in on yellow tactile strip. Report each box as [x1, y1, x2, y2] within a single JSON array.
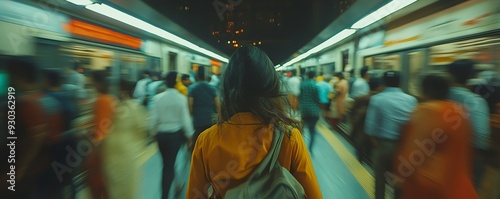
[[317, 124, 376, 198], [136, 142, 159, 167]]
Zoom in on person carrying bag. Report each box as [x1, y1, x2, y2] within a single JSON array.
[[218, 129, 306, 199]]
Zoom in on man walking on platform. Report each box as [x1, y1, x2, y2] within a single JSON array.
[[188, 67, 219, 146], [350, 66, 370, 99], [446, 59, 490, 190], [365, 71, 417, 199], [299, 70, 321, 153]]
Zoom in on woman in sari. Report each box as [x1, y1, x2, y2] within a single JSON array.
[[86, 70, 117, 199], [102, 80, 148, 199], [327, 72, 349, 128]]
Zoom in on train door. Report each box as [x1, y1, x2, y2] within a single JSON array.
[[403, 49, 426, 97], [168, 52, 177, 71], [341, 50, 349, 72]]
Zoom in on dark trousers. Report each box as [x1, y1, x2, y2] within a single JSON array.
[[372, 139, 399, 199], [303, 116, 319, 152], [156, 131, 185, 199]]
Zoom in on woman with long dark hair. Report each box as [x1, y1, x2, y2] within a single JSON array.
[[187, 46, 321, 198]]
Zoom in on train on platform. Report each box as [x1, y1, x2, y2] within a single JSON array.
[[280, 0, 500, 196], [284, 0, 499, 97], [0, 0, 226, 98]]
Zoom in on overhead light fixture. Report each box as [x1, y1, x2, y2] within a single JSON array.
[[67, 1, 228, 62], [281, 0, 417, 68], [282, 29, 356, 67], [67, 0, 93, 6], [351, 0, 417, 29]]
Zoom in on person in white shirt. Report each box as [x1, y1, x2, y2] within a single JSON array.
[[146, 72, 165, 109], [287, 70, 301, 97], [350, 66, 370, 99], [66, 62, 87, 100], [209, 74, 220, 87], [133, 70, 151, 105], [149, 71, 194, 199]]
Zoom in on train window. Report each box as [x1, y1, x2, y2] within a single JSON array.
[[372, 54, 401, 71], [429, 36, 500, 73]]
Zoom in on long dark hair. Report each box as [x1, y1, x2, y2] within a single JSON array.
[[218, 46, 300, 133]]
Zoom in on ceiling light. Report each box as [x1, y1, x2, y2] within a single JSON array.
[[67, 0, 93, 6], [81, 3, 228, 62], [351, 0, 417, 29], [282, 29, 356, 67]]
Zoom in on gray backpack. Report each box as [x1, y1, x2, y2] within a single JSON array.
[[223, 129, 306, 199]]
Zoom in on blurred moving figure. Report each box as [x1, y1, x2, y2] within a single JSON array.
[[446, 60, 490, 189], [348, 69, 356, 96], [87, 70, 117, 199], [181, 74, 193, 88], [491, 103, 500, 172], [287, 70, 301, 111], [146, 72, 164, 107], [396, 73, 477, 199], [43, 69, 80, 199], [1, 57, 59, 199], [188, 66, 219, 146], [102, 80, 148, 199], [365, 71, 418, 199], [175, 73, 189, 96], [209, 73, 220, 87], [187, 46, 321, 198], [90, 71, 117, 142], [133, 70, 152, 106], [299, 70, 321, 153], [316, 74, 333, 112], [326, 72, 349, 128], [150, 71, 194, 199], [66, 62, 87, 100], [350, 77, 382, 163], [350, 66, 370, 99]]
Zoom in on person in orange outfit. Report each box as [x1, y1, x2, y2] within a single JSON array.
[[395, 73, 477, 199], [86, 70, 117, 199], [187, 46, 322, 199]]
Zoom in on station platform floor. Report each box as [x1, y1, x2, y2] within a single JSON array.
[[76, 121, 500, 199]]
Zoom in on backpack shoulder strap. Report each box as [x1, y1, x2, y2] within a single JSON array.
[[249, 127, 285, 179], [268, 128, 285, 172]]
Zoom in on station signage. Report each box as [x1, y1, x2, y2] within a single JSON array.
[[65, 19, 142, 49]]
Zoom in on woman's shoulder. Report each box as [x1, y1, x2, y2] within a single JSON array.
[[281, 127, 302, 145], [196, 124, 219, 143]]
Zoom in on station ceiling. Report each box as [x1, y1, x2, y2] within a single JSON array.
[[142, 0, 356, 64]]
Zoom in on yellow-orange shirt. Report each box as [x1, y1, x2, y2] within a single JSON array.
[[187, 112, 322, 198], [175, 80, 188, 96]]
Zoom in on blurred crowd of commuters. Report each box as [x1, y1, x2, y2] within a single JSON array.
[[2, 46, 500, 199], [280, 58, 499, 199]]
